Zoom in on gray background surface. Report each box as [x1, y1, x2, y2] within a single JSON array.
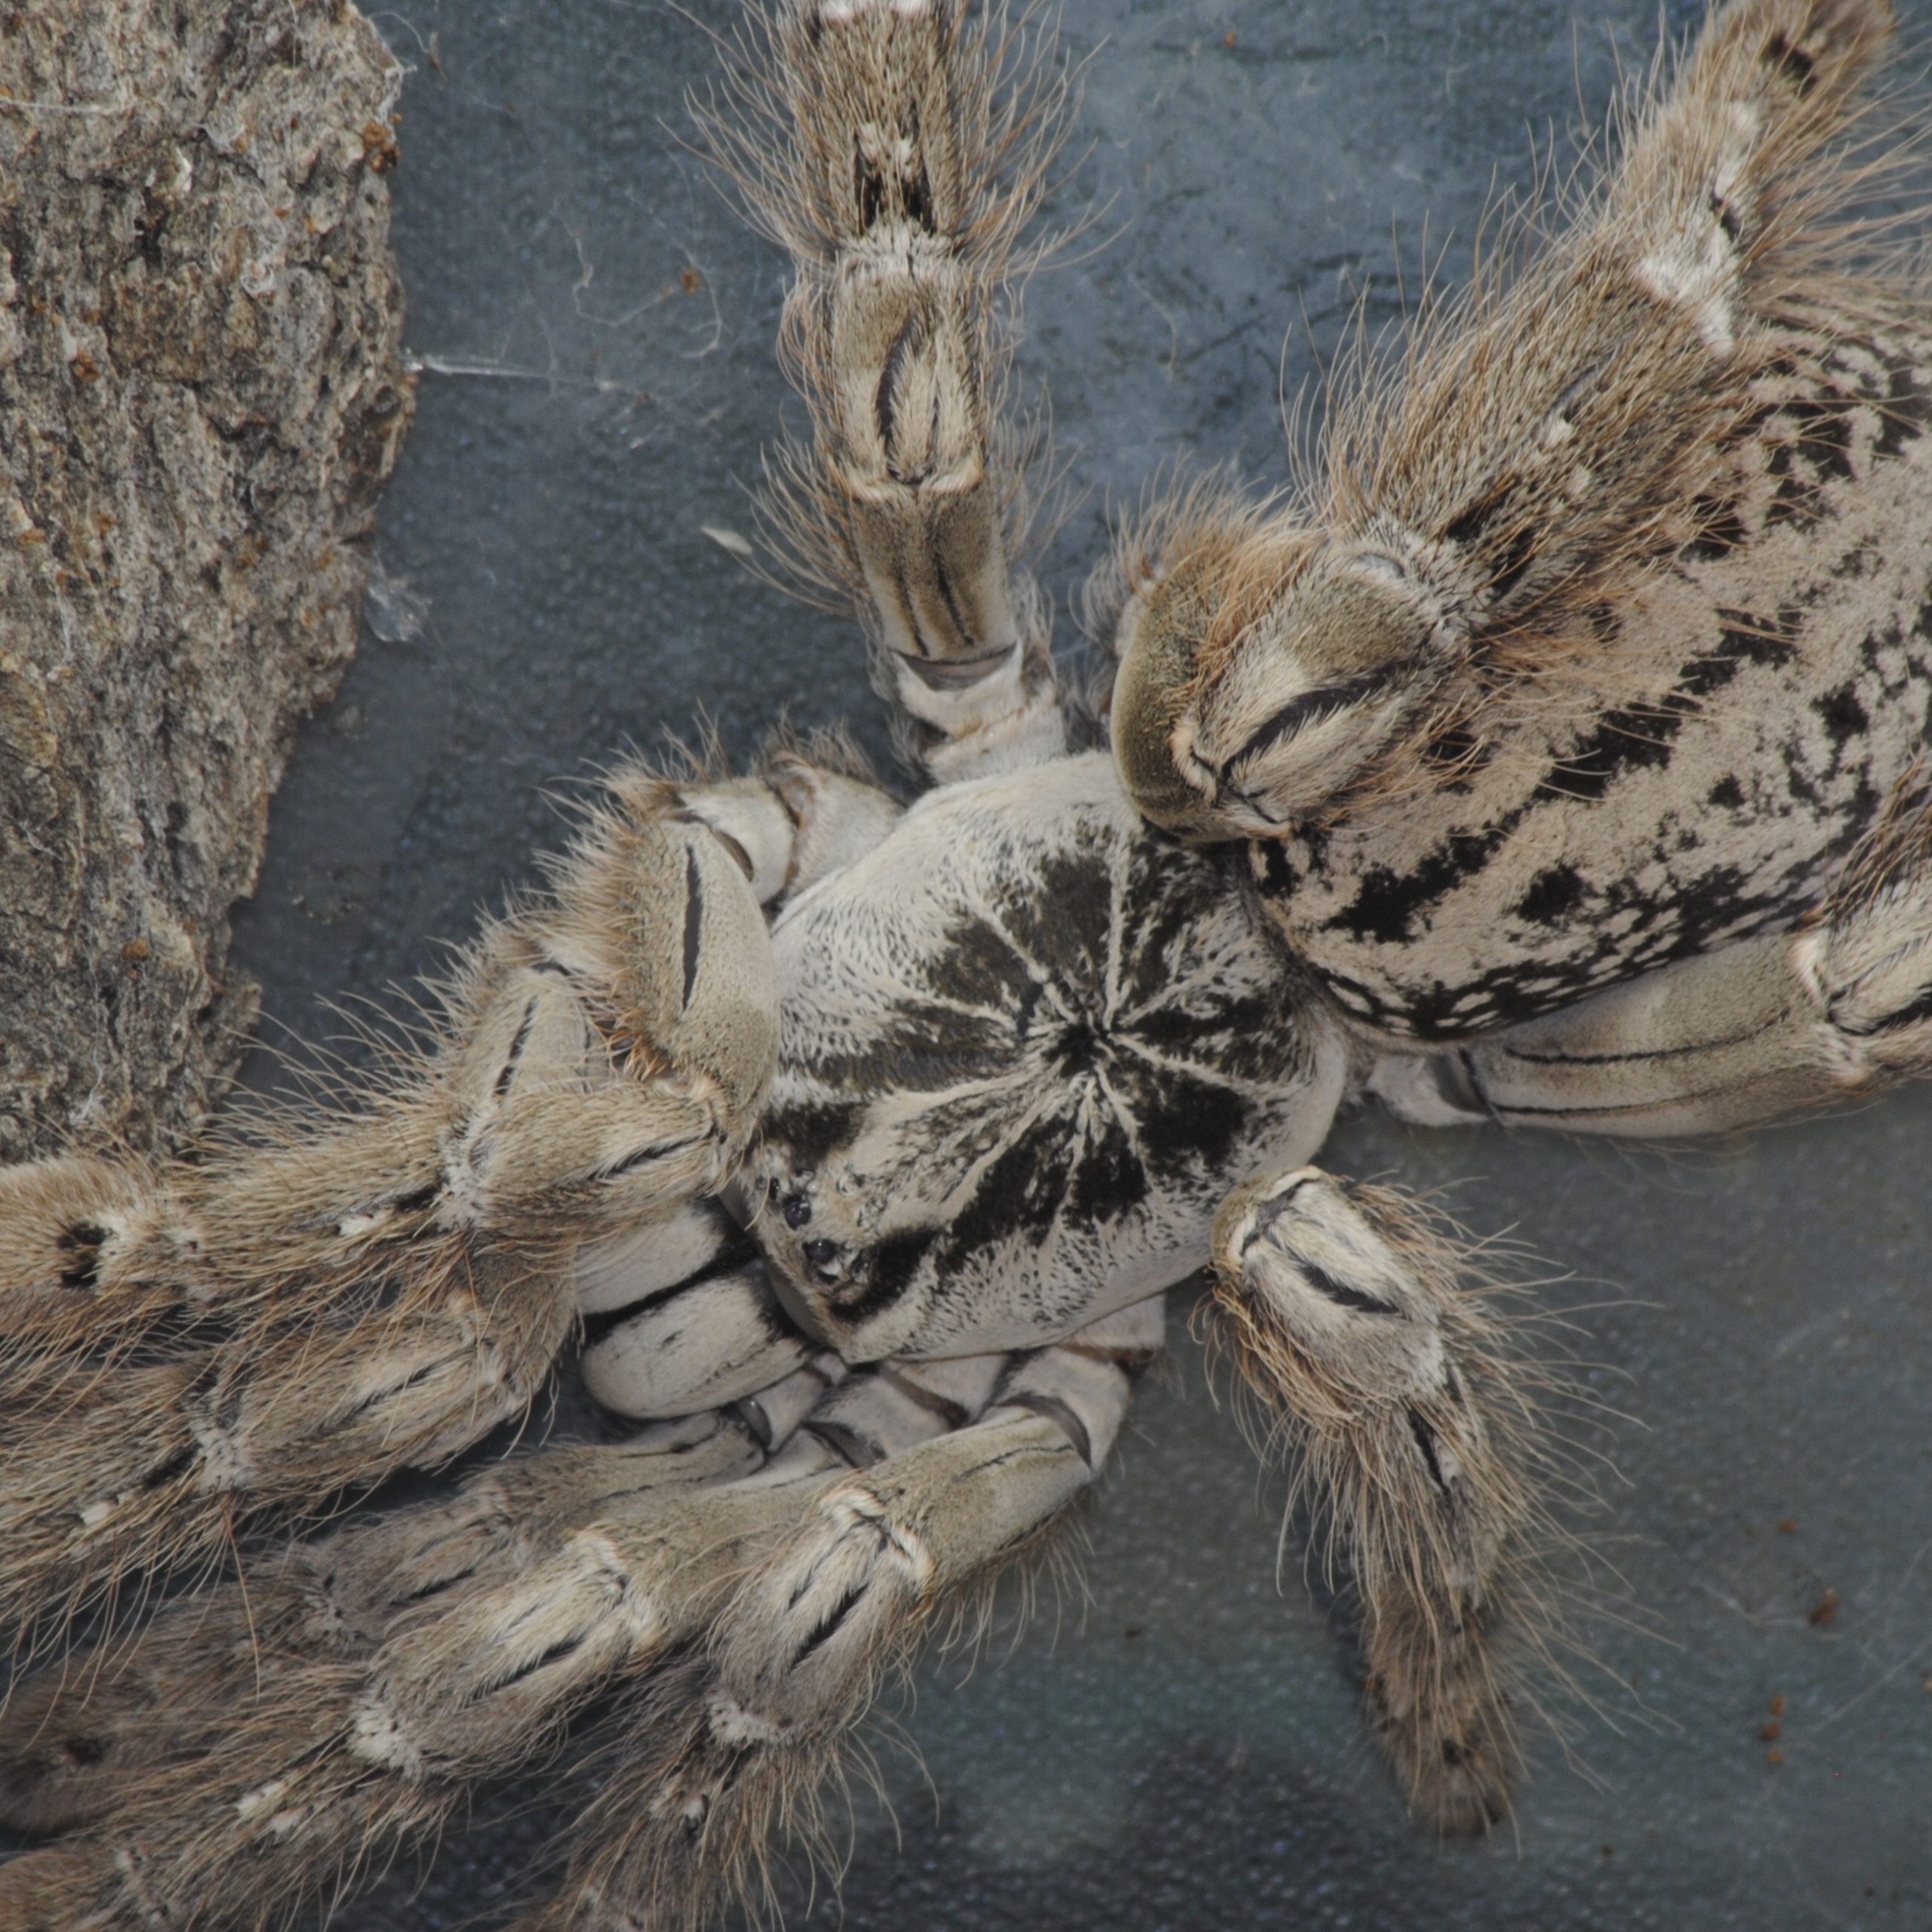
[[221, 1, 1931, 1925]]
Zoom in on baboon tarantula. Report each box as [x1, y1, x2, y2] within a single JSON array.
[[2, 0, 1930, 1923]]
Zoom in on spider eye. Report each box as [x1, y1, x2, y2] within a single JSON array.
[[801, 1237, 840, 1275]]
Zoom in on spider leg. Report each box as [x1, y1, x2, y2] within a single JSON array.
[[0, 1413, 802, 1930], [568, 751, 902, 1423], [0, 759, 810, 1651], [503, 1297, 1164, 1932], [0, 1408, 764, 1836], [700, 0, 1072, 782], [1294, 781, 1932, 1821], [1371, 779, 1932, 1135], [0, 1304, 1158, 1932], [1111, 0, 1899, 837], [0, 1155, 191, 1374], [1208, 1169, 1560, 1835]]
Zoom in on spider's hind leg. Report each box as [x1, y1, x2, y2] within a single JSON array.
[[0, 1408, 764, 1837], [1209, 1169, 1568, 1834], [0, 1304, 1161, 1932], [508, 1298, 1164, 1932], [0, 1411, 804, 1930]]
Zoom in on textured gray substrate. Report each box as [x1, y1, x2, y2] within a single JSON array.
[[226, 2, 1932, 1926]]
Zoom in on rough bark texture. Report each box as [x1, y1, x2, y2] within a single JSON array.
[[0, 0, 412, 1161]]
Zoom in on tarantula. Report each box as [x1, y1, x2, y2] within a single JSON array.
[[2, 0, 1930, 1924]]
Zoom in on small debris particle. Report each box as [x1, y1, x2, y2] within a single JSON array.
[[69, 349, 99, 383], [1599, 1844, 1614, 1860], [1123, 1626, 1145, 1641], [701, 525, 753, 558], [121, 937, 149, 964], [1223, 28, 1239, 47], [1807, 1588, 1839, 1627], [681, 265, 704, 294], [360, 120, 398, 174], [364, 558, 428, 643], [1768, 1693, 1786, 1718], [1766, 1748, 1784, 1767], [16, 527, 45, 546], [1758, 1721, 1782, 1743], [1777, 1517, 1798, 1534]]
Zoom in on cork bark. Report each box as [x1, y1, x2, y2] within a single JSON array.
[[0, 0, 413, 1160]]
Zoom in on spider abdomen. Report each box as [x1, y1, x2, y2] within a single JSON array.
[[1256, 319, 1932, 1042]]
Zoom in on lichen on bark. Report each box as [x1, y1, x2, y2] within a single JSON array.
[[0, 0, 413, 1160]]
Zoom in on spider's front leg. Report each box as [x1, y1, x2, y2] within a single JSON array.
[[0, 752, 893, 1647], [1208, 1169, 1552, 1834], [1109, 0, 1899, 842]]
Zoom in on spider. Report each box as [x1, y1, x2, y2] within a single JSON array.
[[2, 0, 1930, 1927]]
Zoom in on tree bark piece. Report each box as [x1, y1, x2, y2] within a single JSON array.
[[0, 0, 414, 1159]]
